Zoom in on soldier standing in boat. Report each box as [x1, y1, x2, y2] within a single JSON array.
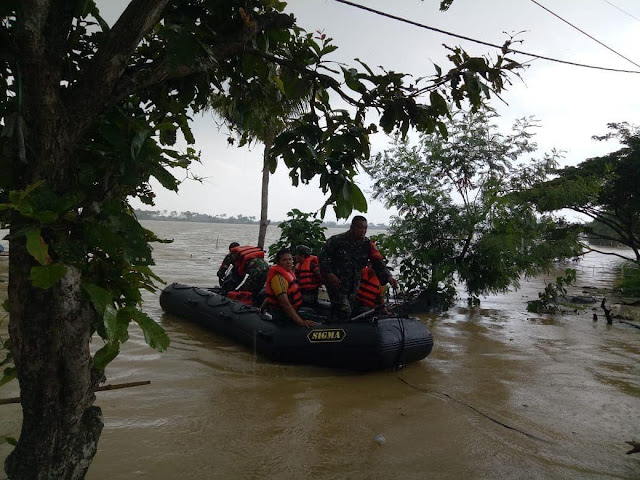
[[319, 216, 397, 321]]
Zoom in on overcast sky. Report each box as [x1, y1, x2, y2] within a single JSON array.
[[98, 0, 640, 224]]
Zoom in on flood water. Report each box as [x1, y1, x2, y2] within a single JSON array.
[[0, 221, 639, 479]]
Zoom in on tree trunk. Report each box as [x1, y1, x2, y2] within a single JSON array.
[[257, 140, 272, 249], [5, 237, 103, 479]]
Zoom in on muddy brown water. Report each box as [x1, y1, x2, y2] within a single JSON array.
[[0, 222, 638, 479]]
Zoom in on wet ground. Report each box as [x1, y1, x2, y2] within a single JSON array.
[[0, 223, 638, 479]]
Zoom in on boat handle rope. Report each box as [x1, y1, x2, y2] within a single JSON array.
[[391, 285, 407, 370], [392, 316, 407, 371]]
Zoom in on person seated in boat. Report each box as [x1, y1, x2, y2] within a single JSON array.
[[352, 264, 392, 316], [262, 248, 315, 327], [319, 215, 397, 321], [294, 244, 323, 308], [217, 242, 240, 286], [220, 245, 269, 304]]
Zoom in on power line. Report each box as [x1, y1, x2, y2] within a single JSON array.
[[332, 0, 640, 74], [601, 0, 640, 23], [530, 0, 640, 69]]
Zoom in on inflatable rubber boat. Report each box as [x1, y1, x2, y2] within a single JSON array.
[[159, 283, 434, 371]]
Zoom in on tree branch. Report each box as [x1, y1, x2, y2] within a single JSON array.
[[252, 50, 363, 108], [67, 0, 171, 133], [99, 11, 296, 117], [578, 242, 636, 262]]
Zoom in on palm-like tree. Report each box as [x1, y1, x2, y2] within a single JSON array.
[[208, 76, 309, 249]]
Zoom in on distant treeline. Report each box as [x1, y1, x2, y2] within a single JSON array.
[[584, 219, 624, 247], [134, 209, 388, 229]]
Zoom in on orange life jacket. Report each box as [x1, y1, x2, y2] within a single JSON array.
[[226, 290, 253, 306], [294, 255, 322, 292], [266, 265, 303, 310], [356, 267, 383, 308], [230, 245, 265, 277]]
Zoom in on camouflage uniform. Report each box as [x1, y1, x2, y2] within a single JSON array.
[[241, 257, 269, 298], [220, 254, 269, 301], [319, 231, 391, 321], [217, 252, 235, 285]]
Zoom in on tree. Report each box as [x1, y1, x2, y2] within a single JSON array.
[[207, 61, 310, 250], [364, 109, 581, 308], [0, 0, 520, 477], [268, 209, 327, 261], [521, 122, 640, 264]]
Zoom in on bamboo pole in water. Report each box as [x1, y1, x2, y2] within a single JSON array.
[[0, 380, 151, 405]]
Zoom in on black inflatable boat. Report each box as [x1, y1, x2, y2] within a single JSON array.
[[160, 283, 434, 371]]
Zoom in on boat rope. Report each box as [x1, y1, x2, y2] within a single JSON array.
[[397, 378, 552, 443], [392, 316, 407, 370]]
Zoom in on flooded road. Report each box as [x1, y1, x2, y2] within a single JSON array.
[[0, 222, 638, 478]]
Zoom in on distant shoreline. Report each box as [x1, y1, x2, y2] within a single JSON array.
[[137, 217, 388, 230], [134, 209, 388, 229]]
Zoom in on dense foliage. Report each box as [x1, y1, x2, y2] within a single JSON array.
[[268, 209, 327, 261], [0, 0, 522, 476], [520, 122, 640, 264], [364, 109, 581, 307]]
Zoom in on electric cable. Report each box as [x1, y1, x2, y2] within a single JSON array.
[[529, 0, 640, 69], [332, 0, 640, 74], [601, 0, 640, 23]]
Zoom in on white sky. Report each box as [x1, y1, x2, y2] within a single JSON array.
[[98, 0, 640, 224]]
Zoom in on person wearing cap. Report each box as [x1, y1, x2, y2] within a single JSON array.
[[319, 215, 397, 321], [294, 245, 323, 307], [218, 244, 269, 302], [217, 242, 240, 286]]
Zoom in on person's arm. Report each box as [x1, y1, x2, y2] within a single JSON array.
[[259, 297, 268, 313], [276, 293, 315, 327], [369, 241, 397, 288], [217, 253, 233, 280], [319, 238, 340, 289], [271, 274, 315, 326]]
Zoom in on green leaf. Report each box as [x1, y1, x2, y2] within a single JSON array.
[[350, 183, 368, 212], [150, 166, 179, 192], [159, 123, 178, 146], [93, 342, 120, 371], [128, 265, 164, 284], [25, 229, 51, 266], [113, 309, 132, 343], [103, 304, 118, 341], [0, 366, 16, 387], [30, 264, 67, 289], [379, 107, 396, 134], [1, 436, 17, 446], [343, 68, 365, 93], [131, 129, 150, 160], [1, 299, 8, 313], [273, 75, 286, 95], [430, 91, 449, 116], [82, 283, 112, 315], [131, 310, 169, 352], [436, 121, 448, 140]]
